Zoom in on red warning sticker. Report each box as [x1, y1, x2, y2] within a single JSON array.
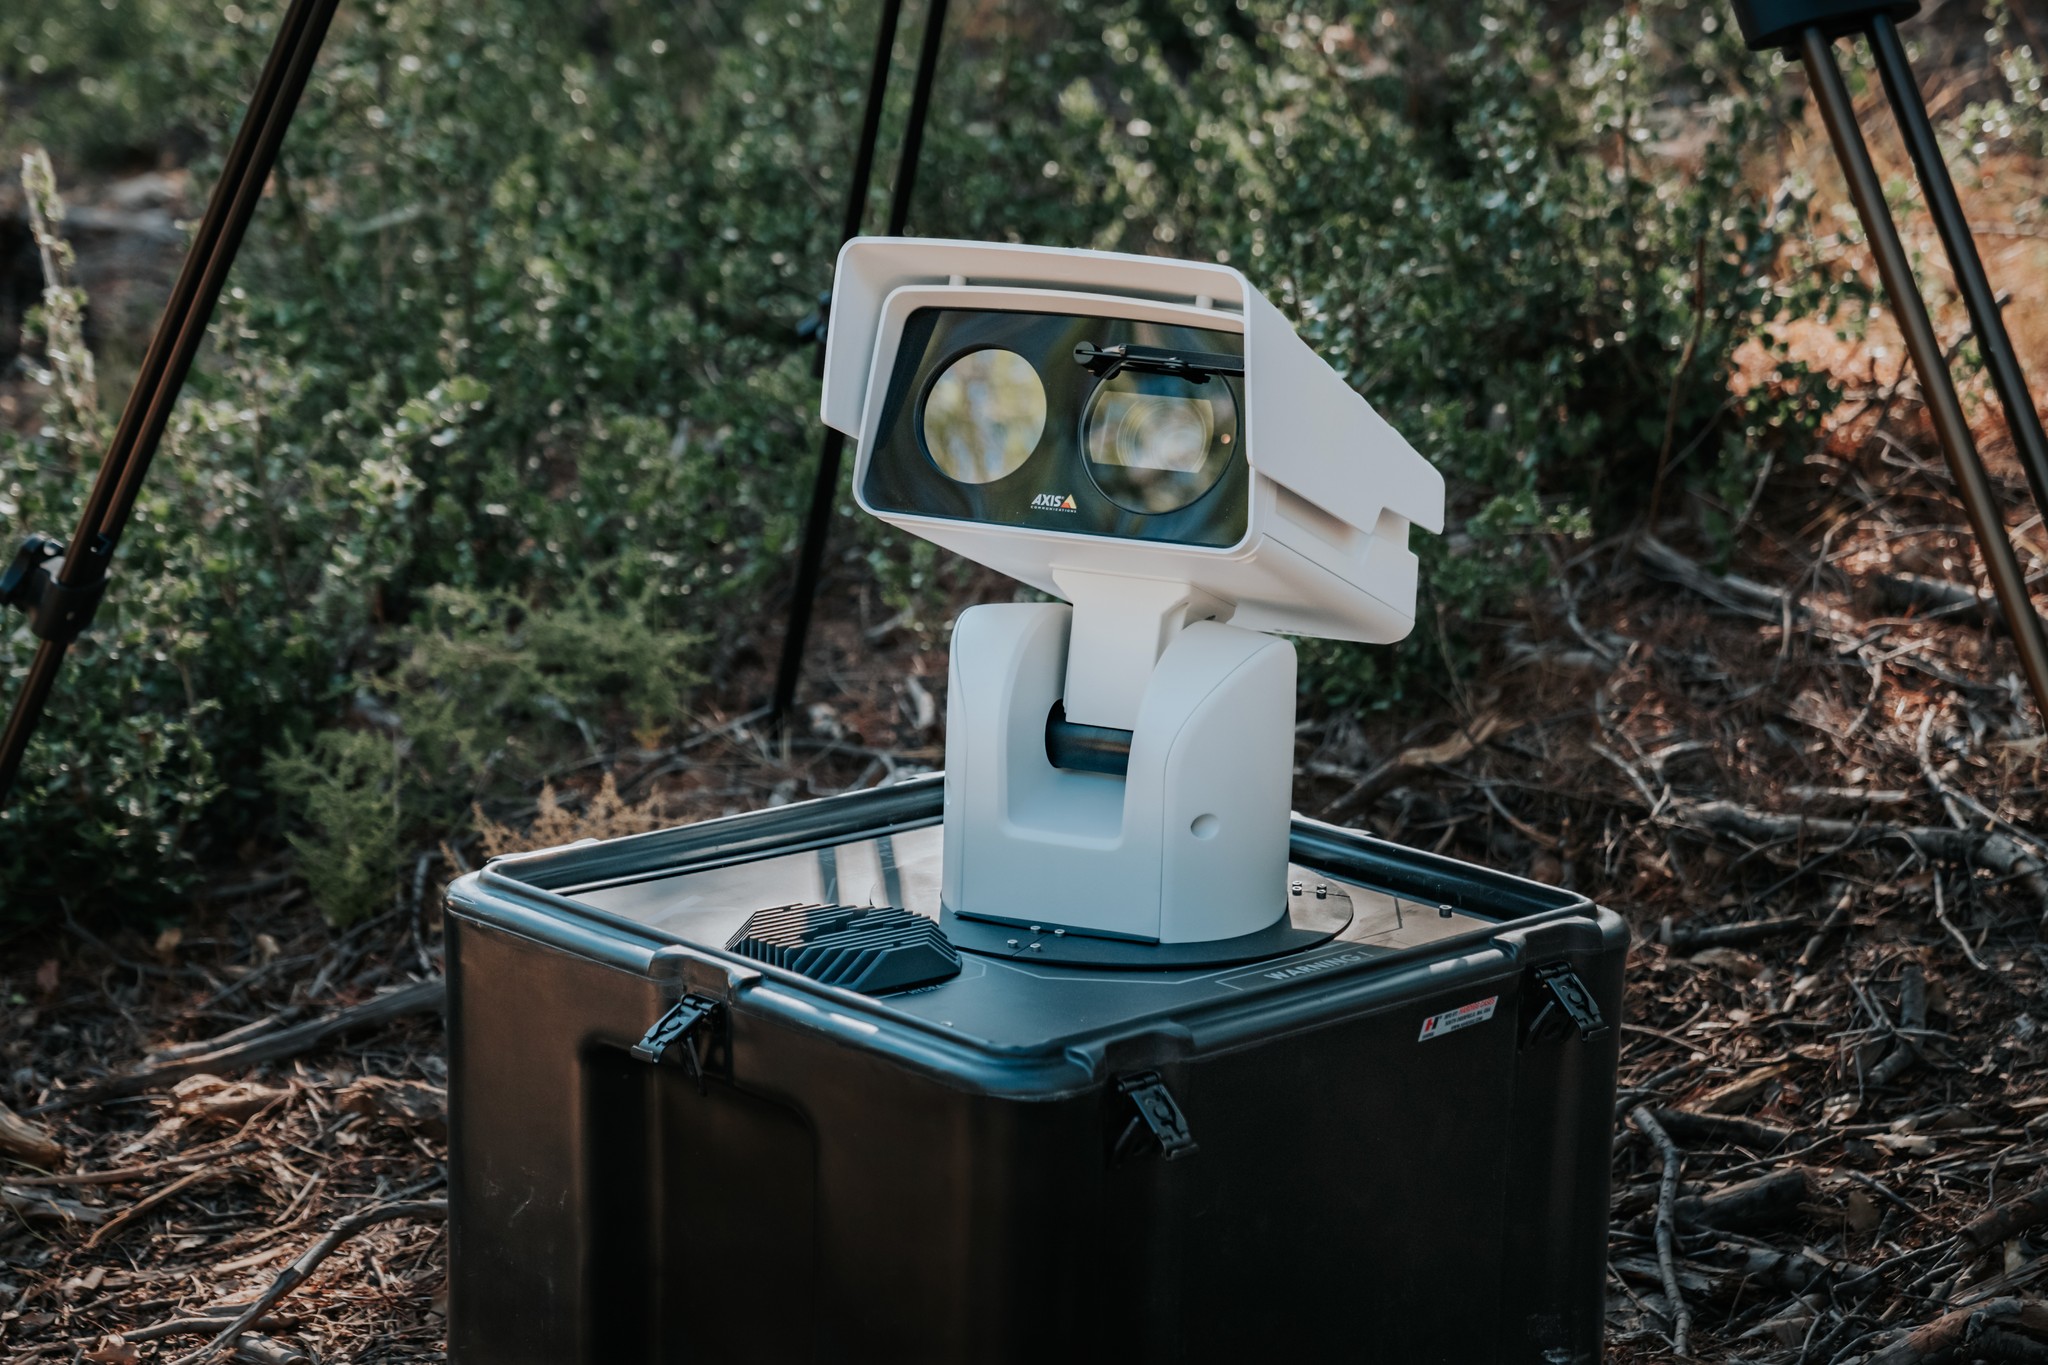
[[1417, 996, 1499, 1042]]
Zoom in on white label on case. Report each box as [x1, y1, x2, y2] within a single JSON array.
[[1418, 996, 1498, 1042]]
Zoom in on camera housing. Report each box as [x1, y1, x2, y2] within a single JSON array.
[[821, 238, 1444, 945], [824, 238, 1444, 657]]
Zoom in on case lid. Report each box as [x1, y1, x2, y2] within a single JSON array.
[[448, 775, 1619, 1093]]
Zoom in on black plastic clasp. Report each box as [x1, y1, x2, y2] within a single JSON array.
[[794, 289, 832, 346], [1111, 1071, 1198, 1163], [632, 992, 724, 1093], [1, 534, 109, 644], [1525, 963, 1610, 1045]]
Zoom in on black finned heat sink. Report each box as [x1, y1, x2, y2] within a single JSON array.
[[726, 903, 961, 994]]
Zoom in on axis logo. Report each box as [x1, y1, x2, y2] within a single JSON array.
[[1031, 493, 1079, 512]]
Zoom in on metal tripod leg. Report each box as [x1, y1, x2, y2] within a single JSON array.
[[771, 0, 952, 729], [1798, 27, 2048, 717], [0, 0, 344, 807], [1867, 14, 2048, 519]]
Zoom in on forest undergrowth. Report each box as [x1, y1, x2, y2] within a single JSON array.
[[4, 0, 2048, 1360]]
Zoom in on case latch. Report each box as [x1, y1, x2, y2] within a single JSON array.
[[1527, 963, 1609, 1043], [1111, 1071, 1198, 1163], [632, 993, 723, 1092]]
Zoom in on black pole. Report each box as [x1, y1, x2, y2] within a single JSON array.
[[0, 0, 344, 807], [772, 431, 851, 729], [770, 0, 947, 727], [885, 0, 949, 238], [1799, 27, 2048, 715], [768, 0, 905, 730], [1867, 14, 2048, 518], [836, 0, 907, 254]]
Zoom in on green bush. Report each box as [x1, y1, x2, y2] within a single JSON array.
[[265, 727, 402, 925], [913, 2, 1843, 703], [9, 0, 2027, 914], [268, 584, 697, 922]]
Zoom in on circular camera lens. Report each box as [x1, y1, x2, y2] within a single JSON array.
[[1082, 372, 1239, 514], [1107, 394, 1212, 473], [920, 348, 1046, 484]]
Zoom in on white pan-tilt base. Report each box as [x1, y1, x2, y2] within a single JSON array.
[[822, 237, 1445, 944]]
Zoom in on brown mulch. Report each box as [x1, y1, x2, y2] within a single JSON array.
[[5, 62, 2048, 1365], [4, 393, 2047, 1362]]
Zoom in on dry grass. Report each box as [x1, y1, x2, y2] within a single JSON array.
[[471, 773, 673, 859]]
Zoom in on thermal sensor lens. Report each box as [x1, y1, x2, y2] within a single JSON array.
[[920, 349, 1046, 484], [1082, 372, 1240, 514]]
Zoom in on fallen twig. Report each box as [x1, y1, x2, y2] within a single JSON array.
[[1691, 1062, 1792, 1115], [82, 1165, 228, 1251], [1674, 1168, 1811, 1234], [1954, 1258, 2048, 1308], [1637, 536, 2016, 698], [1658, 916, 1812, 954], [1868, 962, 1927, 1088], [1631, 1105, 1692, 1356], [116, 1316, 292, 1346], [147, 1009, 307, 1067], [1715, 1242, 1829, 1294], [1785, 785, 1911, 807], [1639, 536, 1798, 623], [230, 1336, 309, 1365], [1324, 714, 1510, 813], [1864, 1296, 2048, 1365], [1843, 1170, 1924, 1221], [1961, 1180, 2048, 1255], [0, 1098, 64, 1167], [49, 978, 446, 1110], [164, 1198, 448, 1365], [1, 1183, 109, 1226], [1678, 802, 2048, 921], [1796, 887, 1854, 973], [1623, 1021, 1708, 1053], [1648, 1107, 1798, 1152], [1876, 571, 1999, 624], [1, 1178, 108, 1236], [3, 1138, 260, 1188], [1932, 871, 1991, 973]]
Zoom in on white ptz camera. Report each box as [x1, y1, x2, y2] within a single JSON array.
[[822, 237, 1444, 948]]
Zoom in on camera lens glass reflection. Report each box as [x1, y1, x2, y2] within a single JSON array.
[[1082, 372, 1239, 514], [1091, 392, 1215, 474], [865, 307, 1248, 549], [920, 348, 1046, 484]]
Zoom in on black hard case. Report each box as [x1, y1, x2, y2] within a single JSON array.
[[444, 775, 1625, 1364]]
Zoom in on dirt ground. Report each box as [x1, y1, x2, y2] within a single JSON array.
[[8, 45, 2048, 1365], [5, 409, 2048, 1361]]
